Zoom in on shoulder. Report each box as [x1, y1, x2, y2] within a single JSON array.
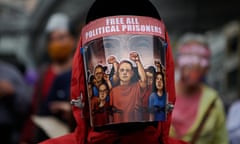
[[202, 84, 218, 97], [91, 96, 99, 103], [201, 84, 224, 110], [38, 64, 52, 74], [0, 61, 23, 78], [228, 100, 240, 113], [39, 133, 76, 144], [231, 100, 240, 107], [149, 92, 156, 99], [54, 70, 72, 82], [227, 100, 240, 130], [201, 84, 220, 103]]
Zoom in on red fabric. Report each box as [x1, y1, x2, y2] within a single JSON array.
[[40, 66, 56, 100], [20, 66, 56, 143], [172, 90, 201, 138], [110, 82, 142, 123], [40, 33, 189, 144], [40, 133, 77, 144], [92, 102, 109, 126], [30, 66, 56, 113], [142, 85, 152, 120]]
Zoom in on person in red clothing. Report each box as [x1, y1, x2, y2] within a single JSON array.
[[92, 83, 110, 126], [170, 34, 229, 144], [20, 13, 77, 144], [40, 0, 188, 143], [109, 52, 146, 123]]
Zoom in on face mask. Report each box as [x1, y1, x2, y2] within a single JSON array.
[[180, 65, 203, 86], [47, 39, 74, 63], [80, 15, 168, 127]]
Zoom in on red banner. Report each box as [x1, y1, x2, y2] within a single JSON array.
[[81, 15, 166, 45]]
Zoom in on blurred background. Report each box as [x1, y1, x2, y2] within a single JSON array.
[[0, 0, 240, 143], [1, 0, 239, 108]]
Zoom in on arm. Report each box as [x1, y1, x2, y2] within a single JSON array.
[[154, 59, 162, 72], [148, 93, 154, 121], [155, 59, 166, 74], [107, 55, 119, 85], [103, 74, 112, 90], [129, 52, 146, 88]]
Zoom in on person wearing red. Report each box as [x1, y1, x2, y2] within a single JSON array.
[[40, 0, 188, 143], [142, 66, 156, 120], [109, 52, 146, 123], [20, 13, 77, 144], [170, 34, 229, 144], [92, 83, 110, 126]]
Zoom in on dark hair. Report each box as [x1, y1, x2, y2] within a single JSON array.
[[145, 66, 156, 74], [94, 64, 105, 73], [98, 82, 109, 91], [88, 74, 95, 83], [152, 71, 166, 93], [86, 0, 161, 24], [118, 60, 134, 71], [117, 60, 139, 84]]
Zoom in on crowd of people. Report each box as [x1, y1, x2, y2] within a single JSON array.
[[19, 13, 78, 144], [87, 52, 167, 126], [170, 34, 229, 144], [0, 1, 239, 143]]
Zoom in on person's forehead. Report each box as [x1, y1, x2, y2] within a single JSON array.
[[183, 63, 201, 68], [156, 74, 162, 78], [50, 29, 70, 36], [146, 71, 153, 75], [119, 62, 131, 68], [99, 84, 107, 89], [181, 65, 203, 72], [95, 67, 103, 72]]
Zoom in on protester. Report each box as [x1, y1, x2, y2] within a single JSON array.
[[170, 33, 229, 144], [20, 13, 77, 144], [109, 52, 146, 123], [40, 0, 188, 143], [0, 60, 30, 144], [149, 71, 167, 121], [92, 83, 110, 126]]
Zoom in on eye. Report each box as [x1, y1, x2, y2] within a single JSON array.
[[135, 41, 150, 49], [88, 39, 104, 53], [128, 36, 154, 62], [104, 41, 118, 49], [103, 38, 120, 56], [103, 38, 120, 49], [129, 37, 152, 51]]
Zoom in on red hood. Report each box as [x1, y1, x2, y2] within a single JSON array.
[[69, 33, 186, 144]]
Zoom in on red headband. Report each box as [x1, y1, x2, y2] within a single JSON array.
[[178, 43, 211, 58]]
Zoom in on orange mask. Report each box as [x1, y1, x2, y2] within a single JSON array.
[[48, 40, 74, 63]]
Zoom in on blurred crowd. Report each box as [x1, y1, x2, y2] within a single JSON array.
[[0, 11, 239, 144], [1, 13, 78, 144]]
